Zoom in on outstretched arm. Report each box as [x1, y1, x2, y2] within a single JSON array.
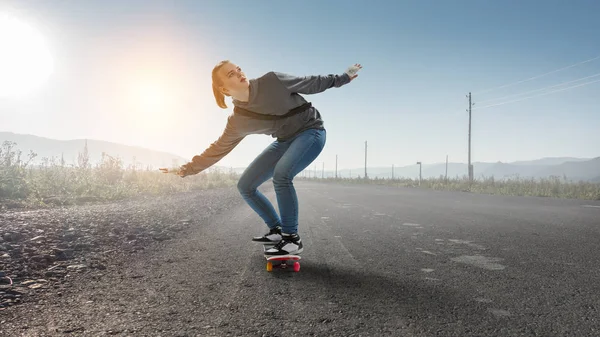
[[274, 64, 362, 95], [162, 117, 245, 177]]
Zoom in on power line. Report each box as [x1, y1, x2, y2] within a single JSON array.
[[474, 78, 600, 110], [477, 72, 600, 104], [473, 55, 600, 95]]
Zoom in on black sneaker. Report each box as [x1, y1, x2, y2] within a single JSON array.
[[252, 226, 282, 243], [264, 233, 303, 256]]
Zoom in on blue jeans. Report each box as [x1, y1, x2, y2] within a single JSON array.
[[237, 128, 326, 235]]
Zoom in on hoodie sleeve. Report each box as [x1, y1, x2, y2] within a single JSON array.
[[184, 116, 245, 175], [272, 71, 352, 95]]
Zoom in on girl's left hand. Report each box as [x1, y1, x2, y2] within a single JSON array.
[[346, 63, 362, 80]]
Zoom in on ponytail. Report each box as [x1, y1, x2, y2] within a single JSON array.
[[212, 60, 230, 109], [212, 83, 227, 109]]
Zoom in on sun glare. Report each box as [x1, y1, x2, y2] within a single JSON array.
[[0, 13, 54, 98], [121, 78, 179, 132], [135, 82, 168, 113]]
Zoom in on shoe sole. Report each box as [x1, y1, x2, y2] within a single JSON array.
[[264, 247, 303, 256], [252, 239, 280, 244]]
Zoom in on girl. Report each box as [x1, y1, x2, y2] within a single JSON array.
[[161, 60, 362, 255]]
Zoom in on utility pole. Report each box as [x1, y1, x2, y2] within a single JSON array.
[[392, 164, 394, 180], [335, 155, 338, 179], [364, 141, 368, 179], [445, 155, 448, 182], [467, 92, 473, 184], [416, 161, 422, 186]]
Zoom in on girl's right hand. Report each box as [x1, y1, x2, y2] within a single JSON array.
[[159, 167, 186, 177]]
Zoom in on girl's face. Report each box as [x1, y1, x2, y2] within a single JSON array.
[[218, 62, 249, 95]]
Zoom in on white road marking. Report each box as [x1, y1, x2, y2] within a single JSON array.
[[420, 250, 436, 256], [451, 255, 506, 270], [447, 239, 487, 250]]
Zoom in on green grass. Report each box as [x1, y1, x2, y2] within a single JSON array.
[[0, 140, 239, 209], [296, 174, 600, 200]]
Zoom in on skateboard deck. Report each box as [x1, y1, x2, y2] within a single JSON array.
[[262, 244, 301, 272]]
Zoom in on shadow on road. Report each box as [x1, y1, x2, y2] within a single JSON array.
[[263, 260, 489, 334]]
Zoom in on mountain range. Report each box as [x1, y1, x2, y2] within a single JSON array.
[[1, 131, 188, 170], [2, 131, 599, 182]]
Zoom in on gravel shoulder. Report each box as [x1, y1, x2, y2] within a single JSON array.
[[0, 186, 247, 335]]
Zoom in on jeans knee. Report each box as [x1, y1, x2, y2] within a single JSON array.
[[237, 178, 251, 195], [272, 170, 291, 185]]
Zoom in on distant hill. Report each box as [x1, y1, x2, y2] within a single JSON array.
[[533, 157, 600, 182], [480, 163, 544, 179], [1, 131, 189, 169], [510, 157, 590, 166]]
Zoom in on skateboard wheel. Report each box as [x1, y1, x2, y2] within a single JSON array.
[[293, 261, 300, 272], [266, 262, 273, 272]]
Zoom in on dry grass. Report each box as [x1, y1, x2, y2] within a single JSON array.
[[3, 139, 599, 207], [0, 140, 238, 208], [297, 174, 600, 200]]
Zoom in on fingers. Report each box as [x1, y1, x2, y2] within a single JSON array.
[[159, 167, 184, 176], [347, 64, 362, 81]]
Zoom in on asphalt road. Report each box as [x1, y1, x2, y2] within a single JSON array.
[[289, 181, 600, 336], [3, 181, 599, 336]]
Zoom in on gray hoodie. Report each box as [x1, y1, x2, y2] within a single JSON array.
[[186, 71, 352, 174]]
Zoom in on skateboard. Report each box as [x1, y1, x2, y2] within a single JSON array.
[[263, 244, 301, 272]]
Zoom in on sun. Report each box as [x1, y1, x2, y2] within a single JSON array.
[[0, 13, 54, 98]]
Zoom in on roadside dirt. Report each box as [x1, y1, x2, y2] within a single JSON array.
[[1, 186, 244, 335]]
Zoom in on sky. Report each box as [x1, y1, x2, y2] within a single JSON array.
[[1, 0, 599, 171]]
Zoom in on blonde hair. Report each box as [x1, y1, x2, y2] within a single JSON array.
[[212, 60, 230, 109]]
